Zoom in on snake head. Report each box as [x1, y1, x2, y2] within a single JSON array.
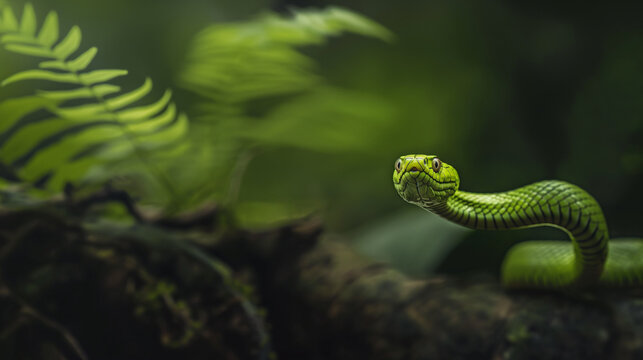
[[393, 154, 460, 206]]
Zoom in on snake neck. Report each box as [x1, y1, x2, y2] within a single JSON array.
[[419, 180, 610, 285]]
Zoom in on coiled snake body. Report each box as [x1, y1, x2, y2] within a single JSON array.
[[393, 154, 643, 289]]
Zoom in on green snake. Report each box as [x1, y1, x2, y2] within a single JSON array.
[[393, 154, 643, 289]]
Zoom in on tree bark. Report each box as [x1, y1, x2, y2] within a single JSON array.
[[2, 203, 643, 360], [0, 207, 268, 360], [224, 218, 643, 360]]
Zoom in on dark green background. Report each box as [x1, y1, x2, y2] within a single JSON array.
[[1, 0, 641, 277]]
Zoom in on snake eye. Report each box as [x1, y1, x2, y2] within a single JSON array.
[[432, 157, 442, 172], [395, 159, 402, 173]]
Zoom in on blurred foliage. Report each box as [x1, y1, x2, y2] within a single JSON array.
[[0, 0, 640, 277], [179, 6, 392, 102], [0, 4, 394, 220], [173, 6, 394, 222], [351, 209, 470, 276]]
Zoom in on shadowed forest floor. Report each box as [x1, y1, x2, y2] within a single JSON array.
[[2, 196, 643, 360]]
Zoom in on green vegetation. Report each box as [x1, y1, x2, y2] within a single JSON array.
[[0, 2, 640, 357], [0, 3, 393, 220], [0, 0, 640, 275]]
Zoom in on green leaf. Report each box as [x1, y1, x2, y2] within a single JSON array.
[[127, 103, 176, 134], [1, 117, 67, 163], [18, 124, 124, 181], [52, 25, 81, 60], [317, 7, 393, 42], [0, 96, 55, 134], [53, 80, 149, 118], [37, 84, 121, 101], [2, 32, 39, 44], [39, 47, 97, 70], [1, 7, 18, 31], [118, 90, 171, 121], [105, 77, 152, 110], [47, 156, 97, 189], [134, 113, 188, 147], [19, 4, 36, 36], [38, 59, 66, 70], [78, 69, 127, 85], [37, 11, 59, 47], [5, 43, 54, 58], [2, 69, 78, 85], [92, 140, 134, 161], [54, 102, 107, 120], [242, 88, 394, 152], [67, 46, 97, 71]]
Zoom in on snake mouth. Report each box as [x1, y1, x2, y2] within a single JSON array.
[[394, 173, 427, 205], [414, 181, 425, 204]]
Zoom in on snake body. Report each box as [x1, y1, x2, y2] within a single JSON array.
[[393, 154, 643, 289]]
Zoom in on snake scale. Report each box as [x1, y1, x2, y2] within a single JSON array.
[[393, 154, 643, 289]]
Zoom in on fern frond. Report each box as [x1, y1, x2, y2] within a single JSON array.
[[0, 3, 188, 197], [169, 6, 393, 214], [179, 6, 393, 105]]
